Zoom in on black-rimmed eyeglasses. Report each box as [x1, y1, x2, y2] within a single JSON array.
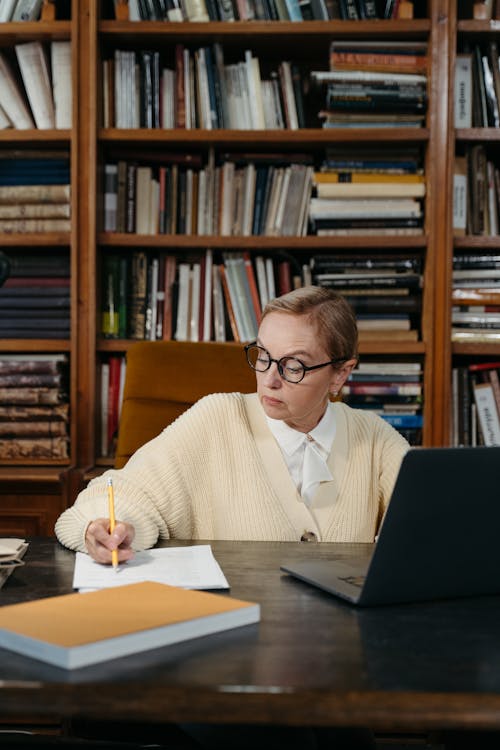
[[244, 342, 346, 384]]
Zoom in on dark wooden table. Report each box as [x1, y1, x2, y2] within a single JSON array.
[[2, 537, 500, 732]]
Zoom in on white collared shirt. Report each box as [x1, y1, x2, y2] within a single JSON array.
[[265, 404, 336, 507]]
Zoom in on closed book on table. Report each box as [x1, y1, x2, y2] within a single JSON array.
[[0, 580, 260, 669]]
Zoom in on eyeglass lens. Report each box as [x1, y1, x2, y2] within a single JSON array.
[[246, 345, 305, 383]]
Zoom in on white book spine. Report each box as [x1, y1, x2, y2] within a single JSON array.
[[454, 54, 472, 129], [473, 382, 500, 446], [15, 41, 55, 129], [100, 362, 110, 457], [174, 263, 191, 341], [255, 256, 269, 309], [51, 41, 72, 129], [202, 249, 213, 342], [0, 0, 17, 21], [0, 51, 34, 129], [189, 262, 201, 342], [265, 257, 276, 300]]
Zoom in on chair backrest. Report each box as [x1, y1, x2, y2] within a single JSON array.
[[114, 340, 256, 468]]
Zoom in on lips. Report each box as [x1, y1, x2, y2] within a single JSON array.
[[263, 395, 283, 407]]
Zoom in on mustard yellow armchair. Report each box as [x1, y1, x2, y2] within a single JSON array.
[[114, 341, 256, 469]]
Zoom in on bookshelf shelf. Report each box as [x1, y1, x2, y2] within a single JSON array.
[[0, 131, 71, 143], [456, 129, 500, 142], [0, 20, 71, 41], [100, 128, 430, 145], [99, 19, 432, 39], [0, 233, 71, 246], [98, 233, 428, 249], [0, 340, 71, 352], [457, 20, 500, 33], [452, 343, 500, 356], [454, 236, 500, 249], [97, 338, 427, 355]]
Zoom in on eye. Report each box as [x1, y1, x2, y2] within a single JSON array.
[[283, 358, 303, 375]]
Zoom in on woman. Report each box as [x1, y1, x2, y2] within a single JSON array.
[[55, 286, 409, 563]]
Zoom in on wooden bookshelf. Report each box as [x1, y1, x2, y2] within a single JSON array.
[[444, 0, 500, 446], [0, 0, 78, 534], [2, 0, 470, 533]]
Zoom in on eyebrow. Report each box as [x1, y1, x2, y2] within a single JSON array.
[[255, 339, 313, 359]]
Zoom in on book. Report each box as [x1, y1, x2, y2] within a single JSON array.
[[0, 580, 260, 669], [453, 156, 468, 237], [11, 0, 43, 20], [454, 53, 472, 128], [0, 51, 35, 129], [472, 381, 500, 445], [51, 41, 72, 129], [15, 42, 56, 129], [0, 538, 28, 590]]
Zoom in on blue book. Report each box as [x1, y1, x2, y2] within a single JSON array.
[[284, 0, 302, 19], [380, 414, 424, 428]]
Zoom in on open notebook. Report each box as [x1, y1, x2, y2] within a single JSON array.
[[281, 446, 500, 606]]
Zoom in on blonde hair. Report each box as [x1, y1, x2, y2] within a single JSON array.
[[261, 286, 358, 363]]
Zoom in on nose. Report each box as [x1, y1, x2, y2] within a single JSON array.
[[261, 360, 282, 387]]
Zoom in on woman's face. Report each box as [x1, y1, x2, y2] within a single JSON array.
[[255, 311, 355, 433]]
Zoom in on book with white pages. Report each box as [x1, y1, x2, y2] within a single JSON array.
[[51, 41, 72, 129], [73, 544, 230, 592], [0, 51, 34, 129], [15, 41, 55, 129]]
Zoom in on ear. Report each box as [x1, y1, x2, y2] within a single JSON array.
[[330, 358, 357, 394]]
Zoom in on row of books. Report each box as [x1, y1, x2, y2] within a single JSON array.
[[103, 156, 312, 236], [0, 0, 44, 21], [344, 360, 423, 445], [0, 252, 71, 339], [100, 249, 423, 344], [121, 0, 412, 23], [104, 44, 309, 130], [0, 155, 71, 233], [452, 252, 500, 344], [454, 44, 500, 129], [101, 250, 285, 343], [312, 40, 428, 130], [0, 41, 71, 130], [0, 354, 69, 461], [453, 147, 500, 238], [451, 362, 500, 447]]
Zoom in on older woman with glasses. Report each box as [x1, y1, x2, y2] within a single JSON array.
[[55, 285, 409, 564]]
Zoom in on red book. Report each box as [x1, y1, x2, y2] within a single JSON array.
[[107, 356, 122, 456]]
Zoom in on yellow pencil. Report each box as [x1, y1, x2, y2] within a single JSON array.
[[107, 477, 119, 570]]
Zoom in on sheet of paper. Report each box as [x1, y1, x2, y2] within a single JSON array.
[[72, 545, 229, 591]]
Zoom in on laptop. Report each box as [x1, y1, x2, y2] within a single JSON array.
[[280, 446, 500, 606]]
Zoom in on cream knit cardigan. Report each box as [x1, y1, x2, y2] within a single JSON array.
[[55, 393, 409, 552]]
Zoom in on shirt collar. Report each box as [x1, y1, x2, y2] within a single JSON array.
[[266, 402, 336, 458]]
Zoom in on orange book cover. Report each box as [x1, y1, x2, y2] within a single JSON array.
[[0, 581, 259, 669]]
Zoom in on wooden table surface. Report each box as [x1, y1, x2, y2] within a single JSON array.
[[2, 537, 500, 732]]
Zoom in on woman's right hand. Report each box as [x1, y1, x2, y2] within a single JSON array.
[[85, 518, 135, 565]]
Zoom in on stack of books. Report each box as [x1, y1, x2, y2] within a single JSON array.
[[343, 361, 423, 445], [0, 252, 70, 339], [311, 40, 428, 130], [0, 154, 70, 234], [452, 252, 500, 343], [310, 254, 423, 342], [308, 147, 425, 236], [0, 354, 69, 461]]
